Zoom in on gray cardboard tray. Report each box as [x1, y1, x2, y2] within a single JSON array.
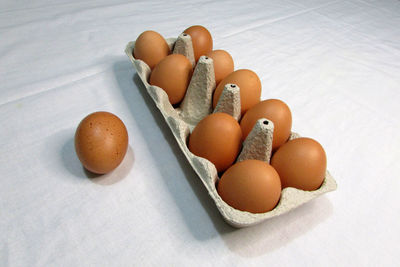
[[125, 35, 337, 227]]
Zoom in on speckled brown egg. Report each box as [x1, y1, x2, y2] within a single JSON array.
[[218, 160, 281, 213], [205, 50, 234, 85], [150, 54, 193, 105], [213, 69, 261, 116], [183, 25, 213, 62], [133, 30, 170, 70], [75, 111, 129, 174], [271, 137, 327, 191], [188, 113, 242, 172], [240, 99, 292, 151]]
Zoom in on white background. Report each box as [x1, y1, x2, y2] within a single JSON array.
[[1, 0, 400, 266]]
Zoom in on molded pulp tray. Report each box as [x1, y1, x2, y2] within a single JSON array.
[[125, 37, 337, 228]]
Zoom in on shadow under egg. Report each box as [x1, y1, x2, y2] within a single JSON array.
[[86, 146, 135, 186]]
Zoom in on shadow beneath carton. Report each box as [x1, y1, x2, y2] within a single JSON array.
[[112, 60, 234, 240], [112, 59, 333, 256], [221, 196, 333, 257]]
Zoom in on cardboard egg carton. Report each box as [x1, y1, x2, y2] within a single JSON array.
[[125, 34, 337, 227]]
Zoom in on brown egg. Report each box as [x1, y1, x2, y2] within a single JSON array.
[[218, 160, 281, 213], [133, 30, 170, 70], [240, 99, 292, 151], [75, 112, 129, 174], [150, 54, 193, 104], [189, 113, 242, 172], [271, 137, 327, 191], [183, 25, 213, 62], [205, 50, 234, 85], [213, 69, 261, 115]]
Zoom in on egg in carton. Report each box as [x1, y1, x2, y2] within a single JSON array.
[[125, 33, 337, 228]]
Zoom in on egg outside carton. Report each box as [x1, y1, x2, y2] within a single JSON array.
[[125, 34, 337, 228]]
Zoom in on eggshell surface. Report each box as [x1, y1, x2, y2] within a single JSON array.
[[150, 54, 193, 104], [240, 99, 292, 151], [188, 113, 242, 172], [218, 160, 282, 213], [213, 69, 261, 115], [133, 30, 170, 70], [205, 50, 234, 85], [271, 137, 327, 191], [75, 112, 129, 174], [183, 25, 213, 62]]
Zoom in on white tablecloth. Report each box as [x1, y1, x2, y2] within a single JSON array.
[[1, 0, 399, 266]]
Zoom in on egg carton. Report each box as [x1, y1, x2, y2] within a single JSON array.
[[125, 34, 337, 228]]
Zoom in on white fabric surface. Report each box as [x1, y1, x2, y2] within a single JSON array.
[[1, 0, 400, 266]]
